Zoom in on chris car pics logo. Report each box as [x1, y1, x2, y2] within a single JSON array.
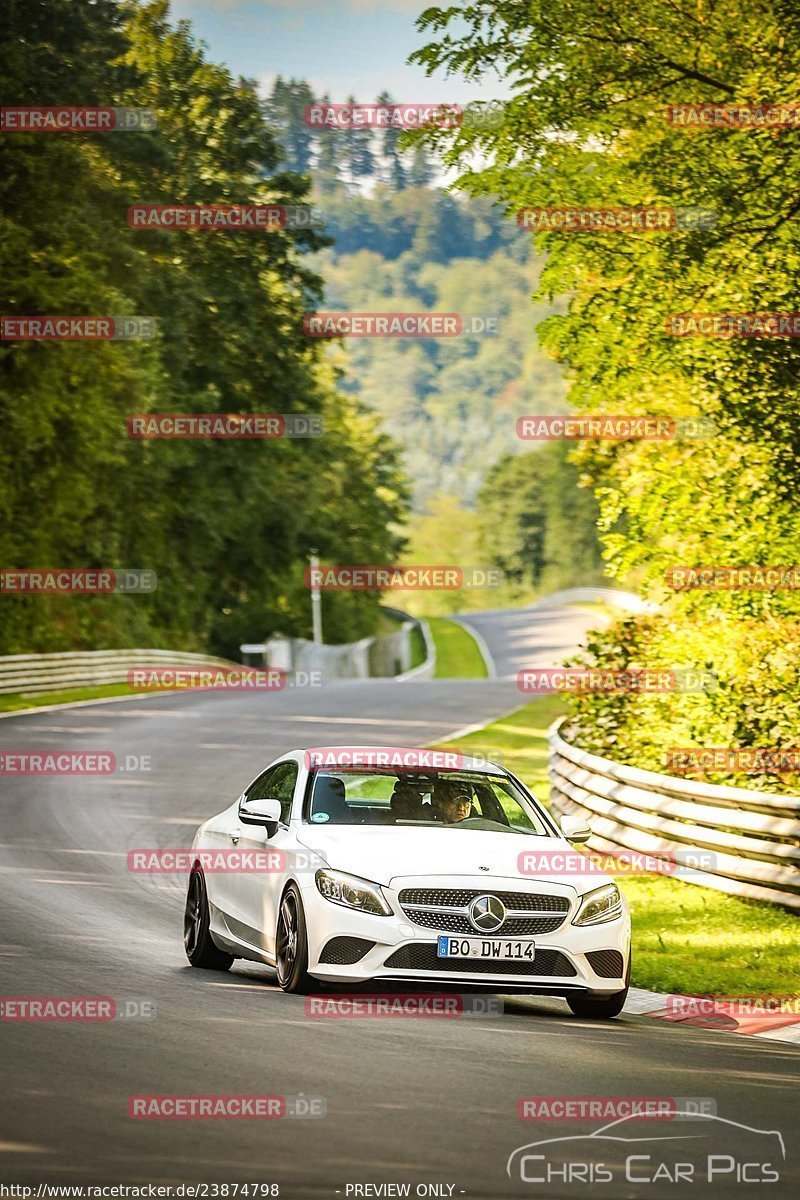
[[507, 1112, 784, 1186]]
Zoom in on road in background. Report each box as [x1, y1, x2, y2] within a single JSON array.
[[0, 601, 796, 1197], [457, 588, 645, 680]]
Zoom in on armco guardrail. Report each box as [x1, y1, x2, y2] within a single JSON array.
[[259, 608, 434, 682], [0, 649, 238, 696], [548, 717, 800, 911]]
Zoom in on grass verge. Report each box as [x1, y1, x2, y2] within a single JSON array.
[[428, 616, 488, 679], [0, 682, 145, 713], [432, 695, 799, 998]]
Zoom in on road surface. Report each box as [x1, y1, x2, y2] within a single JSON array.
[[0, 601, 796, 1197]]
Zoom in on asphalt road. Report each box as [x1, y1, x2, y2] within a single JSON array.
[[0, 602, 796, 1198], [456, 596, 606, 679]]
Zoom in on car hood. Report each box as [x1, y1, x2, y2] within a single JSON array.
[[295, 825, 609, 894]]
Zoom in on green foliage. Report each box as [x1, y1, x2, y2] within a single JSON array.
[[398, 496, 482, 616], [0, 0, 407, 655], [411, 0, 800, 765], [317, 242, 566, 507], [265, 83, 433, 191], [316, 185, 526, 262], [620, 873, 800, 997], [566, 614, 800, 794], [264, 77, 316, 175], [477, 442, 605, 594]]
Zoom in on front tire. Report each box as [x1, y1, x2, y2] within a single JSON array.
[[184, 866, 234, 971], [567, 988, 628, 1019], [275, 883, 315, 994], [567, 953, 630, 1019]]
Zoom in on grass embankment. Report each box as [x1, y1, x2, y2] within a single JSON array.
[[432, 695, 799, 998], [0, 682, 144, 713], [427, 616, 488, 679]]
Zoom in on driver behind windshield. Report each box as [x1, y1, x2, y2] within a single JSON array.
[[432, 781, 473, 824]]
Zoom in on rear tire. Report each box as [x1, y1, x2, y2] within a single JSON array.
[[184, 866, 234, 971], [275, 883, 315, 994]]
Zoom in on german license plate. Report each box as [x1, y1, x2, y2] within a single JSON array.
[[436, 935, 536, 962]]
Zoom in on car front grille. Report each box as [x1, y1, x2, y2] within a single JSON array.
[[586, 949, 625, 978], [398, 888, 570, 936], [383, 943, 577, 977]]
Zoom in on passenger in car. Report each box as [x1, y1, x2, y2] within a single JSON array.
[[390, 780, 424, 822]]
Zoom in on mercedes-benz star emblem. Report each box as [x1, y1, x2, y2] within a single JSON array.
[[468, 894, 506, 933]]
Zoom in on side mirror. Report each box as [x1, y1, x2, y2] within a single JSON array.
[[240, 796, 282, 834], [560, 814, 591, 844]]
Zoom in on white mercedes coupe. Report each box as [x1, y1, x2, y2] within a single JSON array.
[[184, 747, 631, 1018]]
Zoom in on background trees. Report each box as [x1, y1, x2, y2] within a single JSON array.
[[0, 0, 407, 655], [408, 0, 800, 781]]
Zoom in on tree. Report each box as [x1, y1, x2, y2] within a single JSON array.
[[407, 143, 433, 188], [477, 443, 603, 592], [410, 1, 800, 605], [344, 93, 376, 183], [0, 0, 408, 654], [410, 0, 800, 775], [314, 92, 342, 192], [376, 90, 406, 190], [264, 76, 315, 174]]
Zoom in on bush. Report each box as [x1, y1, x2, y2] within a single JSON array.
[[566, 613, 800, 794]]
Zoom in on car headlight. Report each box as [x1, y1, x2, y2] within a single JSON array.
[[572, 883, 623, 926], [315, 869, 392, 916]]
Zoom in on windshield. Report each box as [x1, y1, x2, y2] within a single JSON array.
[[305, 769, 551, 835]]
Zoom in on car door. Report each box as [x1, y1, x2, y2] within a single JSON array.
[[233, 760, 299, 958]]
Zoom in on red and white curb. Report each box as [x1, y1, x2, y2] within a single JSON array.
[[624, 987, 800, 1045]]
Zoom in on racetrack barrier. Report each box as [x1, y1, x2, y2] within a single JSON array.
[[0, 648, 238, 697], [548, 717, 800, 911]]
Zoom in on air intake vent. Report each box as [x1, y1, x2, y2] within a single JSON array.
[[318, 936, 375, 965], [586, 950, 625, 978]]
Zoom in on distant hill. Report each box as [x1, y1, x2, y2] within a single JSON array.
[[263, 80, 569, 508]]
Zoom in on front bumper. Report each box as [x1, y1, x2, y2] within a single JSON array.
[[298, 874, 631, 995]]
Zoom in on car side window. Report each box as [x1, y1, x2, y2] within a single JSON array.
[[245, 762, 298, 824]]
